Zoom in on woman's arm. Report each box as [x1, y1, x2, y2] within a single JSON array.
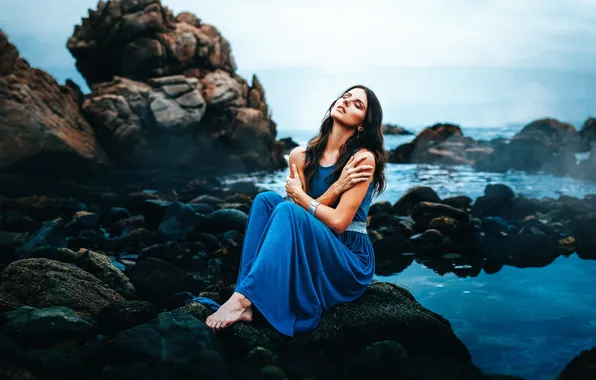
[[289, 150, 376, 235], [288, 147, 373, 207], [288, 146, 341, 206]]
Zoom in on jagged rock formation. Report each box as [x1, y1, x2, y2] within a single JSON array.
[[0, 30, 110, 174]]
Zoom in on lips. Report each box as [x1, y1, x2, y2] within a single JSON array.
[[337, 105, 346, 113]]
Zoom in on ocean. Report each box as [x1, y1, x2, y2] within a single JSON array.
[[223, 124, 596, 379]]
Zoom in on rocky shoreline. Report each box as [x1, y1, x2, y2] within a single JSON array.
[[0, 173, 595, 378], [388, 119, 596, 182]]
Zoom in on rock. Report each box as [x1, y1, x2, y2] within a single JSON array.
[[63, 1, 286, 174], [579, 118, 596, 151], [411, 202, 470, 233], [98, 312, 229, 379], [75, 249, 136, 299], [382, 124, 413, 135], [566, 213, 596, 259], [388, 123, 491, 165], [0, 258, 124, 317], [124, 258, 192, 302], [205, 208, 248, 234], [558, 347, 596, 380], [67, 1, 234, 85], [65, 210, 101, 229], [159, 201, 206, 241], [0, 306, 94, 346], [372, 237, 414, 276], [188, 281, 472, 378], [16, 218, 67, 254], [441, 195, 473, 210], [96, 300, 159, 335], [392, 186, 441, 216], [0, 31, 109, 174], [106, 206, 130, 222], [278, 137, 299, 154], [474, 118, 580, 176]]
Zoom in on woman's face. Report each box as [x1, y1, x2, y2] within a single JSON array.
[[330, 88, 368, 128]]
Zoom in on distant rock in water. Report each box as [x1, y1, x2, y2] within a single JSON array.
[[388, 123, 492, 165], [474, 118, 580, 176], [382, 123, 413, 135], [0, 30, 110, 174], [278, 137, 299, 154], [580, 117, 596, 152]]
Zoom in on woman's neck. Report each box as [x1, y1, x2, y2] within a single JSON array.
[[324, 123, 356, 159]]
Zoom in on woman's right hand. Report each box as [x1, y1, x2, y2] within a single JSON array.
[[334, 155, 374, 194]]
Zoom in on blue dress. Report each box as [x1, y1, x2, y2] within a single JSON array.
[[233, 156, 376, 337]]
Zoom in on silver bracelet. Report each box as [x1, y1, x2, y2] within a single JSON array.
[[308, 199, 321, 216]]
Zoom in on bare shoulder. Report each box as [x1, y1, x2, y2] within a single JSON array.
[[354, 149, 376, 167], [289, 145, 307, 165]]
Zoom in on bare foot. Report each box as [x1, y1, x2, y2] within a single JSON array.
[[206, 292, 253, 331]]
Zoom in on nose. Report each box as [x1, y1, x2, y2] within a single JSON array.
[[342, 98, 349, 107]]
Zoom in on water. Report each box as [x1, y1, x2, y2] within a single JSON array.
[[226, 125, 596, 379]]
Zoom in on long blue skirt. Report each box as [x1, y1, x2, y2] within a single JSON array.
[[234, 191, 375, 337]]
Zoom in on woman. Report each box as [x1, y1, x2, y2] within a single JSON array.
[[205, 85, 387, 336]]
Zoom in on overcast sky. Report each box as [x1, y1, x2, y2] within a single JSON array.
[[1, 0, 595, 131]]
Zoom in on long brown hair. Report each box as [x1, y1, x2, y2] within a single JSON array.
[[304, 85, 387, 198]]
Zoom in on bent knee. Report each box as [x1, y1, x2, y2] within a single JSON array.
[[255, 191, 284, 205], [273, 201, 303, 214]]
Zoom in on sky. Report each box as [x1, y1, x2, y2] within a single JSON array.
[[1, 0, 595, 132]]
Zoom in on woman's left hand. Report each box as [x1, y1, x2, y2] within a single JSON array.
[[285, 164, 304, 200]]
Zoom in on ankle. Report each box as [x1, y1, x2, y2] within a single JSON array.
[[233, 292, 252, 308]]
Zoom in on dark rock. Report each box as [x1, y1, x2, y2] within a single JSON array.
[[125, 258, 191, 302], [566, 213, 596, 259], [579, 118, 596, 151], [205, 208, 248, 234], [188, 281, 472, 379], [392, 187, 441, 216], [382, 123, 413, 135], [411, 202, 470, 232], [485, 184, 515, 201], [278, 137, 299, 153], [388, 123, 491, 165], [368, 201, 392, 216], [16, 218, 67, 254], [0, 306, 94, 346], [96, 300, 159, 335], [65, 210, 101, 229], [474, 118, 580, 176], [558, 347, 596, 380], [159, 201, 206, 241], [372, 238, 414, 276], [441, 195, 473, 210], [98, 312, 229, 379], [75, 249, 136, 299], [0, 258, 124, 317], [103, 207, 131, 224]]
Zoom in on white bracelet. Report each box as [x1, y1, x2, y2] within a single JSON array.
[[308, 199, 320, 216]]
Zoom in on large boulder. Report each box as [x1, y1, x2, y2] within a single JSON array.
[[0, 30, 109, 174], [0, 258, 125, 317], [180, 281, 473, 376]]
